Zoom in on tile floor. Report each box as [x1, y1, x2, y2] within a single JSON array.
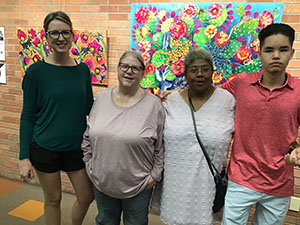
[[0, 177, 165, 225]]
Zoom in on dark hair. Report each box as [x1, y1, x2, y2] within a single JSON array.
[[258, 23, 295, 48], [119, 50, 145, 70], [43, 11, 73, 32], [184, 49, 213, 72]]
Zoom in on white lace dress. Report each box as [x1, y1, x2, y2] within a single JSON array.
[[160, 88, 235, 225]]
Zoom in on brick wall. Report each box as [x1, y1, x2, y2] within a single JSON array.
[[0, 0, 299, 224]]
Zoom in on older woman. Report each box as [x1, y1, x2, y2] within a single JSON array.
[[160, 49, 235, 225], [82, 50, 165, 225]]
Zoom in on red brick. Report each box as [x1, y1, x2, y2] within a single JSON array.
[[109, 0, 128, 4], [20, 0, 53, 4], [108, 13, 129, 21], [282, 15, 300, 23], [89, 13, 108, 20], [63, 5, 81, 12], [2, 94, 15, 100], [80, 5, 99, 12], [89, 0, 108, 4], [119, 5, 131, 12], [99, 5, 118, 12], [287, 4, 300, 13]]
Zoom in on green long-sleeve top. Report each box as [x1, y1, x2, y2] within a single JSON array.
[[19, 60, 94, 160]]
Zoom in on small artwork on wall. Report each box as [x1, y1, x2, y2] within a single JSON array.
[[130, 2, 283, 96], [0, 27, 5, 61], [0, 63, 6, 84], [16, 28, 108, 85]]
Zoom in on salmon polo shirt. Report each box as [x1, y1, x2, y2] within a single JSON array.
[[223, 71, 300, 196]]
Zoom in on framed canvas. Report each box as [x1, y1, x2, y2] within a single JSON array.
[[17, 28, 108, 85], [130, 3, 283, 95], [0, 27, 5, 61], [0, 63, 6, 84]]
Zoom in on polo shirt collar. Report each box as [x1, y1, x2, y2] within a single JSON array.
[[250, 70, 294, 89]]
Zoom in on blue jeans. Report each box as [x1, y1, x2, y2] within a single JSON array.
[[93, 186, 153, 225], [222, 180, 290, 225]]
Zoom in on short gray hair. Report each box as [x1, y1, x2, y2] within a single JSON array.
[[184, 49, 213, 72]]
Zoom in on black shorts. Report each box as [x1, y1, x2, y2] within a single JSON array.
[[29, 142, 85, 173]]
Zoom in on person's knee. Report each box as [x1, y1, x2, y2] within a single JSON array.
[[77, 191, 94, 206], [45, 192, 62, 207]]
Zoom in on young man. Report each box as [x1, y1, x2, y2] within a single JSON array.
[[221, 23, 300, 225]]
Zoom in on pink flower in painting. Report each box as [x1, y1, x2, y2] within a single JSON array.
[[235, 46, 251, 63], [135, 6, 150, 24], [17, 29, 27, 42], [28, 29, 36, 39], [96, 56, 104, 65], [40, 30, 46, 40], [88, 40, 101, 54], [33, 38, 41, 47], [71, 47, 79, 56], [183, 4, 197, 18], [204, 24, 217, 39], [32, 54, 41, 63], [138, 39, 151, 53], [208, 3, 223, 19], [92, 75, 98, 83], [85, 59, 94, 70], [172, 60, 184, 76], [215, 31, 229, 46], [170, 20, 187, 40], [250, 37, 260, 53], [145, 63, 155, 74], [258, 11, 274, 28], [23, 56, 30, 65], [73, 33, 79, 43], [80, 33, 89, 43]]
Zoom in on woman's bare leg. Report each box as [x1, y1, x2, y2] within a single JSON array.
[[35, 170, 62, 225], [67, 168, 94, 225]]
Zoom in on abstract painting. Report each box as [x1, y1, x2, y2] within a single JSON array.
[[130, 3, 283, 95], [0, 63, 6, 84], [0, 27, 5, 61], [17, 28, 108, 85]]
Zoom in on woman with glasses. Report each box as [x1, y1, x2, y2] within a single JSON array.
[[160, 49, 235, 225], [82, 50, 165, 225], [19, 11, 94, 225]]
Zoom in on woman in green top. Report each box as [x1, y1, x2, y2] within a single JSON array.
[[19, 11, 94, 225]]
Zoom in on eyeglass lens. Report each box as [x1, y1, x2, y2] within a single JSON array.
[[48, 30, 72, 39], [119, 63, 142, 73]]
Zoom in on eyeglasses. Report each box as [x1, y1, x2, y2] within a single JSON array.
[[46, 30, 73, 40], [119, 63, 143, 74], [187, 66, 211, 76]]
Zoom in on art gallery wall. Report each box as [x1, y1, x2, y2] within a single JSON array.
[[0, 0, 299, 224]]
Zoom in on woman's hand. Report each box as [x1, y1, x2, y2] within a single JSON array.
[[147, 175, 156, 188], [160, 89, 177, 102], [284, 147, 300, 167], [19, 159, 34, 182]]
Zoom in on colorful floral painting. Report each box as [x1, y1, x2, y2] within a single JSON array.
[[17, 28, 108, 85], [130, 3, 283, 95]]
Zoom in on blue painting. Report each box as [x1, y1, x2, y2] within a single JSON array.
[[130, 3, 283, 95]]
